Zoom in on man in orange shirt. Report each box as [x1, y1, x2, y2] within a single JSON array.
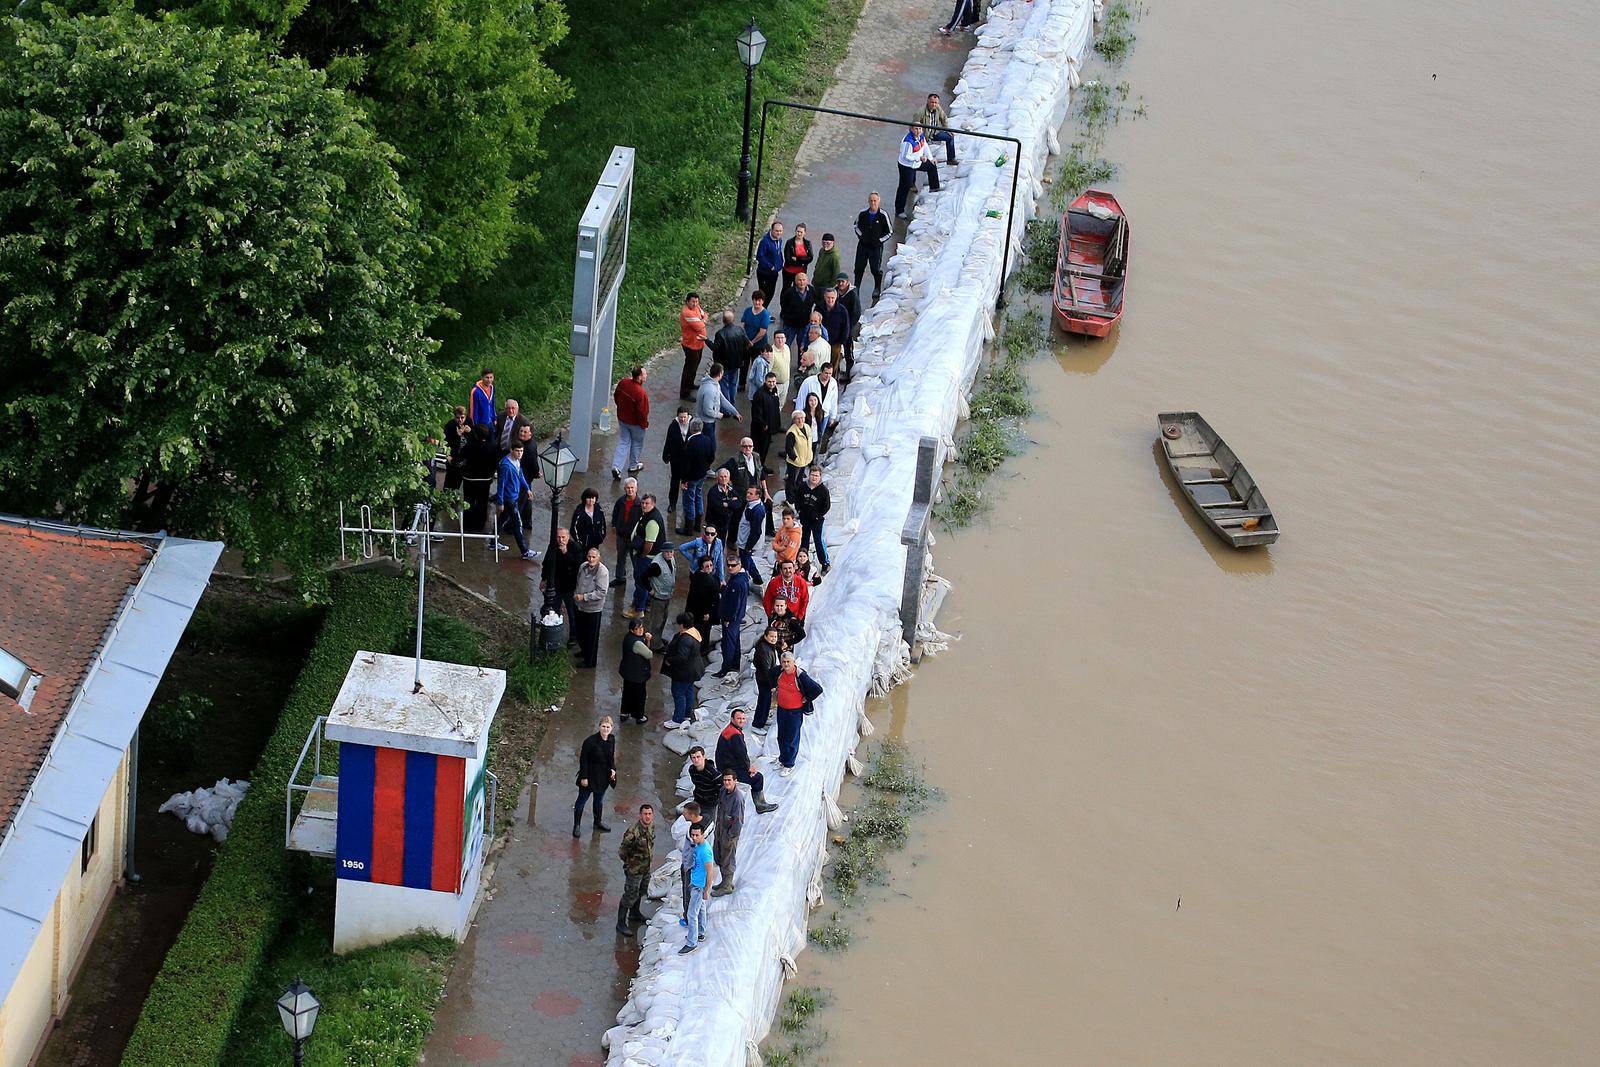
[[679, 292, 708, 399], [762, 558, 810, 621]]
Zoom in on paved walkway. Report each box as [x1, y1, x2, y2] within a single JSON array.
[[421, 3, 971, 1063]]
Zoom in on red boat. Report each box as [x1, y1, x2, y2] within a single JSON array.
[[1052, 188, 1128, 337]]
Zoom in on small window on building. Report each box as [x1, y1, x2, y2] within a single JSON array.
[[0, 645, 40, 711], [81, 815, 98, 875]]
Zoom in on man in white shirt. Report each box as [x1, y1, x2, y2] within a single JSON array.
[[802, 324, 832, 378], [794, 363, 840, 438], [894, 123, 941, 218]]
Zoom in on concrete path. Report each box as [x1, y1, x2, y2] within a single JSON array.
[[421, 3, 972, 1063]]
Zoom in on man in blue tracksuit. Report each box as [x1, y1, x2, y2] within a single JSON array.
[[496, 444, 537, 559], [755, 221, 785, 304], [715, 556, 752, 677]]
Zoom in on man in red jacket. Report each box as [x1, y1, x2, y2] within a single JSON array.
[[611, 365, 650, 481], [762, 558, 811, 621]]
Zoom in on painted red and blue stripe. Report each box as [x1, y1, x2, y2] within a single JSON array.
[[336, 743, 466, 892]]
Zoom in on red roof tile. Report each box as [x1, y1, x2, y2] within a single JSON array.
[[0, 523, 155, 835]]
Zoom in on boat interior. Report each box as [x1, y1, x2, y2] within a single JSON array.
[[1060, 207, 1127, 316], [1159, 414, 1278, 544]]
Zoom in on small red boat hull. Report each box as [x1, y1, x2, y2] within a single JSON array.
[[1052, 188, 1127, 338]]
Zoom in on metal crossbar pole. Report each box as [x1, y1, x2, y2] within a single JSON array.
[[746, 99, 1026, 309]]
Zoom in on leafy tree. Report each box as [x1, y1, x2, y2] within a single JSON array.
[[0, 10, 446, 595], [98, 0, 570, 292]]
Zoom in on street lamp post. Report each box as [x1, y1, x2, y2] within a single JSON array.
[[276, 978, 321, 1067], [536, 434, 579, 613], [734, 18, 767, 221]]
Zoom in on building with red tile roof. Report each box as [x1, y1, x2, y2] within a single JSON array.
[[0, 516, 222, 1067]]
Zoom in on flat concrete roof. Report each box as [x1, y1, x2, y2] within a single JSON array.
[[325, 652, 505, 760]]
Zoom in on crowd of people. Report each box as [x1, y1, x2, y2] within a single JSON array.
[[429, 106, 963, 951]]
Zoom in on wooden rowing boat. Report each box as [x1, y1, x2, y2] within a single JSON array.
[[1052, 188, 1127, 337], [1157, 412, 1279, 547]]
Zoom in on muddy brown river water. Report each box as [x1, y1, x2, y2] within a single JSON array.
[[803, 1, 1600, 1063]]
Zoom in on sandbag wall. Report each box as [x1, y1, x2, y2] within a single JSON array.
[[604, 2, 1099, 1064]]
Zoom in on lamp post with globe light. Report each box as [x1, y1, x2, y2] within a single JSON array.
[[734, 19, 767, 221]]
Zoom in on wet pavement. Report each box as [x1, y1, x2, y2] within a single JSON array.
[[420, 2, 971, 1063]]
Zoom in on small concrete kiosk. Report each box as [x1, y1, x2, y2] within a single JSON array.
[[288, 651, 505, 953]]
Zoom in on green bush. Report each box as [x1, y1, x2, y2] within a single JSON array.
[[122, 573, 414, 1067], [143, 693, 214, 764], [396, 611, 487, 667]]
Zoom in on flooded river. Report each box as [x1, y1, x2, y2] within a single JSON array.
[[805, 0, 1600, 1062]]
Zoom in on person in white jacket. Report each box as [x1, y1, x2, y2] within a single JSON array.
[[794, 363, 840, 437], [894, 123, 941, 218]]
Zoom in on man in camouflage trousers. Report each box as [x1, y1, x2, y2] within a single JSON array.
[[616, 803, 657, 936]]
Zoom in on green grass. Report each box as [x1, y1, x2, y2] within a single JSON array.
[[829, 740, 934, 904], [223, 901, 455, 1067], [806, 912, 852, 952], [765, 986, 831, 1065], [1094, 1, 1137, 62], [938, 323, 1036, 528], [434, 0, 868, 420], [507, 647, 576, 707]]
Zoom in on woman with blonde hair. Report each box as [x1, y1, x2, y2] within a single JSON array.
[[574, 716, 617, 837]]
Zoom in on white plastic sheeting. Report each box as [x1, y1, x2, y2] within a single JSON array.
[[159, 777, 250, 842], [605, 3, 1098, 1063]]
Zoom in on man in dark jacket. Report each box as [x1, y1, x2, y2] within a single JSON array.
[[779, 271, 817, 344], [750, 372, 783, 467], [686, 746, 721, 823], [816, 287, 852, 375], [708, 313, 749, 405], [662, 613, 707, 728], [493, 398, 529, 456], [711, 769, 745, 896], [616, 803, 656, 935], [618, 616, 653, 724], [705, 468, 741, 547], [853, 191, 893, 298], [724, 437, 762, 496], [793, 465, 832, 578], [678, 420, 716, 534], [686, 555, 721, 657], [540, 526, 584, 620], [661, 407, 693, 513], [715, 555, 752, 677], [831, 274, 862, 379], [461, 424, 500, 533], [611, 477, 642, 588], [774, 653, 824, 776], [715, 708, 777, 813], [627, 494, 667, 616]]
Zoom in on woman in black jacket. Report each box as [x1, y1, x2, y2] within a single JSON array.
[[570, 487, 608, 553], [751, 626, 783, 734], [768, 597, 806, 649], [573, 716, 617, 837]]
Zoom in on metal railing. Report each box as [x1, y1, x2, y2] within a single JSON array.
[[285, 715, 336, 849]]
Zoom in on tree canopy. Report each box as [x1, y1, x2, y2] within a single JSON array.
[[0, 10, 446, 594], [102, 0, 570, 293]]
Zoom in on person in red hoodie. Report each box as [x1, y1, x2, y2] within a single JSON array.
[[762, 558, 811, 621], [611, 365, 650, 480]]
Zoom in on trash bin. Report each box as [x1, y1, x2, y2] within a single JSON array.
[[531, 608, 567, 657]]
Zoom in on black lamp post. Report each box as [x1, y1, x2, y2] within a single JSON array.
[[276, 978, 321, 1067], [734, 18, 767, 221], [536, 434, 579, 549]]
